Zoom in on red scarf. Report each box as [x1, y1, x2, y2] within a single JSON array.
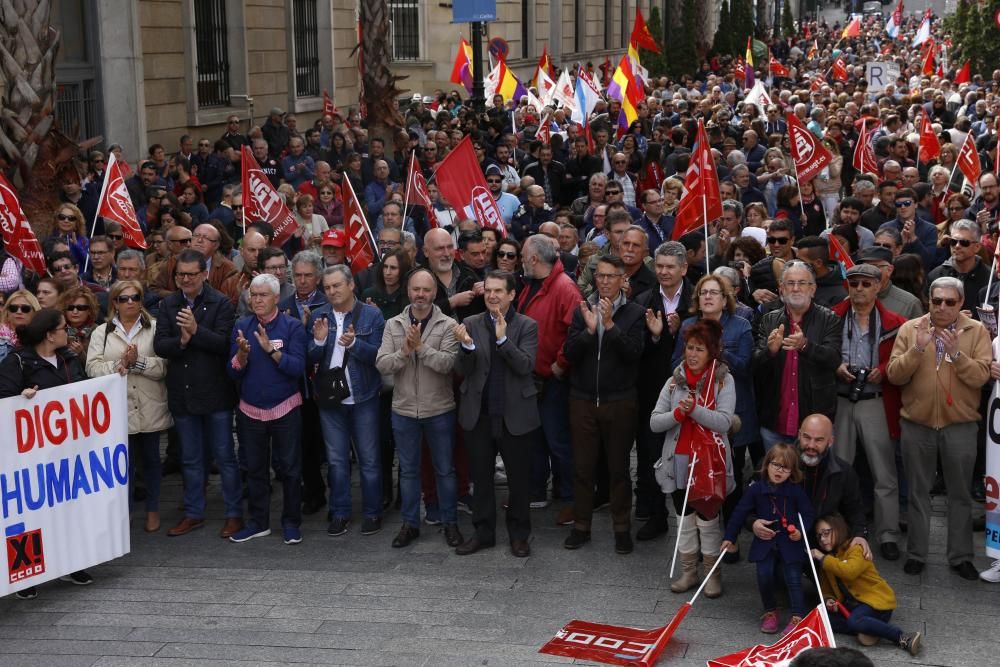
[[674, 363, 716, 457], [675, 361, 728, 518]]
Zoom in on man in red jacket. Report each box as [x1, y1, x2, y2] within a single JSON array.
[[517, 234, 581, 526]]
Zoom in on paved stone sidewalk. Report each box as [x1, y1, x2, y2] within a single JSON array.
[[1, 475, 997, 666]]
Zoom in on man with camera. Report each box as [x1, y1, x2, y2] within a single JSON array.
[[830, 263, 908, 561]]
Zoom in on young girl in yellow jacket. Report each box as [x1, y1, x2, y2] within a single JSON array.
[[811, 513, 922, 656]]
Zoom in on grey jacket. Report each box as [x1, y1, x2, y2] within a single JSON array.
[[376, 304, 458, 418]]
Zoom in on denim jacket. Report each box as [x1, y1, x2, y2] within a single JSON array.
[[307, 300, 386, 405]]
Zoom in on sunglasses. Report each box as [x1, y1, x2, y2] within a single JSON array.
[[116, 294, 142, 303], [930, 297, 959, 307], [948, 238, 975, 247], [107, 233, 124, 241], [486, 178, 503, 184], [169, 238, 192, 245], [6, 304, 33, 314], [606, 190, 621, 195], [64, 304, 90, 312], [496, 250, 518, 260], [894, 199, 914, 207], [847, 279, 875, 289], [873, 242, 894, 250], [766, 236, 791, 245], [57, 213, 76, 221]]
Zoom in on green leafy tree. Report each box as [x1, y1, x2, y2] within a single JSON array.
[[782, 0, 795, 40], [712, 1, 734, 57], [946, 0, 1000, 77], [665, 0, 699, 80], [730, 0, 754, 46], [641, 6, 669, 77]]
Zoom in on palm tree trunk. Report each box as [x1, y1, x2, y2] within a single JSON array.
[[358, 0, 405, 146]]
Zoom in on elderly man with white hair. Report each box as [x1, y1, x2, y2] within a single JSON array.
[[227, 273, 308, 545]]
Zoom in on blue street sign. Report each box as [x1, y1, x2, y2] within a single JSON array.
[[452, 0, 497, 23]]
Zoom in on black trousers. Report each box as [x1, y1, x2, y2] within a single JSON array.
[[635, 404, 667, 521], [466, 414, 533, 543], [300, 398, 326, 504]]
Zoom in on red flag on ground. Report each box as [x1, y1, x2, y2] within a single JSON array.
[[954, 61, 972, 85], [956, 132, 983, 186], [786, 112, 834, 183], [852, 118, 880, 175], [240, 145, 298, 247], [434, 135, 507, 237], [0, 173, 45, 275], [95, 153, 146, 249], [340, 176, 378, 272], [404, 151, 434, 218], [831, 55, 849, 82], [768, 56, 789, 78], [707, 604, 835, 666], [672, 119, 722, 240], [918, 114, 941, 164], [322, 90, 337, 118]]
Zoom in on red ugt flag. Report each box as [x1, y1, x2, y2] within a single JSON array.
[[852, 118, 880, 176], [831, 55, 849, 82], [434, 135, 507, 237], [672, 119, 722, 240], [240, 145, 298, 248], [340, 176, 378, 273], [404, 150, 434, 215], [96, 153, 147, 249], [708, 604, 835, 667], [918, 114, 941, 164], [956, 133, 983, 187], [0, 174, 45, 275], [786, 112, 833, 184]]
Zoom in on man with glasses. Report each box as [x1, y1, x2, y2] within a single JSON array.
[[857, 245, 924, 320], [603, 182, 641, 220], [607, 152, 637, 208], [154, 223, 237, 298], [749, 219, 795, 308], [637, 190, 674, 255], [234, 247, 294, 317], [155, 248, 244, 540], [830, 264, 908, 561], [877, 188, 939, 270], [752, 261, 842, 450], [927, 220, 988, 311], [83, 236, 116, 289], [46, 252, 106, 309], [220, 114, 250, 151], [483, 165, 519, 226], [887, 277, 991, 580], [968, 172, 1000, 233]]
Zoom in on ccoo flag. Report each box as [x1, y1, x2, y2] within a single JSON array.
[[95, 153, 147, 249], [786, 112, 834, 183]]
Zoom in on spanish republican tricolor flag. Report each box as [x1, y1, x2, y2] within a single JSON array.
[[530, 46, 555, 90], [449, 36, 474, 94], [607, 54, 643, 137], [744, 37, 755, 90]]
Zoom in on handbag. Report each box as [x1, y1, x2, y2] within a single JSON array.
[[314, 362, 350, 407]]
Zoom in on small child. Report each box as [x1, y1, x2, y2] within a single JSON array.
[[720, 443, 814, 635], [811, 513, 922, 656]]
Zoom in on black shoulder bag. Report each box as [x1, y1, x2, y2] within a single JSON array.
[[312, 302, 363, 407]]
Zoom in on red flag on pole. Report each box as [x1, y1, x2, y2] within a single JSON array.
[[918, 114, 941, 164], [733, 59, 746, 80], [768, 56, 789, 78], [433, 135, 507, 237], [404, 151, 434, 214], [954, 60, 972, 85], [921, 42, 938, 76], [831, 55, 849, 82], [322, 90, 337, 118], [828, 232, 855, 271], [852, 118, 880, 175], [786, 112, 834, 183], [630, 7, 660, 53], [536, 113, 552, 145], [95, 153, 147, 249], [340, 176, 378, 272], [0, 173, 45, 275], [707, 604, 835, 666], [672, 119, 722, 240], [956, 132, 983, 186], [240, 145, 298, 248]]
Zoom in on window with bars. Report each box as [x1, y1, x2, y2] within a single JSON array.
[[56, 80, 98, 140], [389, 1, 420, 61], [194, 0, 231, 108], [292, 0, 320, 97]]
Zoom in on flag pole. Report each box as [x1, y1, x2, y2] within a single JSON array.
[[669, 454, 698, 578], [983, 256, 997, 310], [798, 512, 836, 648], [84, 152, 119, 274], [703, 190, 711, 275]]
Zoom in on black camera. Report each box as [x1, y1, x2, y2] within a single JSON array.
[[848, 367, 869, 402]]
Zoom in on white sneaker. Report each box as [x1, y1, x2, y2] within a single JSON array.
[[980, 559, 1000, 583], [529, 500, 550, 509]]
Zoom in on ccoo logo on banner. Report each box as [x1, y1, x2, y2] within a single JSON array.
[[1, 375, 130, 595]]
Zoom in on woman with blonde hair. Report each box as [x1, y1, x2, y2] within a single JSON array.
[[46, 203, 89, 270], [0, 289, 41, 363], [86, 280, 171, 533], [661, 177, 683, 216]]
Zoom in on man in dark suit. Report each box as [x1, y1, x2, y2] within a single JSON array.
[[452, 270, 540, 558]]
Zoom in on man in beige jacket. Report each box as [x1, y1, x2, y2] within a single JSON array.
[[887, 276, 991, 580]]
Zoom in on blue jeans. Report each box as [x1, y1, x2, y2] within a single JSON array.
[[319, 396, 382, 519], [175, 410, 242, 519], [829, 603, 902, 643], [756, 553, 805, 616], [237, 407, 303, 530], [129, 431, 162, 512], [392, 410, 457, 526], [533, 377, 574, 501]]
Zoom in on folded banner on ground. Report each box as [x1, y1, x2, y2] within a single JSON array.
[[707, 604, 834, 666], [0, 375, 130, 597]]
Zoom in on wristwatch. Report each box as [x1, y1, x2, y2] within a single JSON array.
[[268, 348, 279, 357]]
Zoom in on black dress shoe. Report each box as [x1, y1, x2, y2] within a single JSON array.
[[455, 537, 494, 555], [564, 528, 591, 549], [635, 516, 669, 541], [510, 539, 531, 557], [903, 558, 924, 575], [443, 523, 463, 547], [951, 561, 979, 581], [391, 523, 420, 548], [880, 542, 900, 561], [615, 531, 634, 555]]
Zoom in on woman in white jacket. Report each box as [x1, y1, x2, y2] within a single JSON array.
[[651, 318, 736, 599], [87, 280, 172, 533]]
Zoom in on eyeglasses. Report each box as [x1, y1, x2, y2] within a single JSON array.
[[115, 294, 142, 303], [232, 205, 243, 211], [168, 238, 192, 245], [817, 529, 834, 539], [768, 461, 791, 473], [847, 279, 875, 289], [948, 238, 975, 247], [497, 250, 518, 260], [175, 271, 202, 280], [57, 213, 76, 221], [873, 242, 895, 250], [606, 190, 622, 196], [930, 297, 959, 307], [595, 272, 624, 281], [193, 233, 219, 243], [106, 234, 124, 241], [783, 280, 814, 288], [53, 264, 75, 273], [263, 265, 286, 274], [699, 288, 722, 297], [6, 304, 33, 314], [486, 178, 503, 184], [767, 236, 791, 245], [64, 304, 90, 312], [894, 199, 914, 208]]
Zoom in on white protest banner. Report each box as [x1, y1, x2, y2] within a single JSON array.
[[1, 374, 130, 595], [866, 61, 900, 95], [986, 336, 1000, 559]]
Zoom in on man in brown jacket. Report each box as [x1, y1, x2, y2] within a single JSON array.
[[153, 223, 237, 297], [887, 276, 991, 580]]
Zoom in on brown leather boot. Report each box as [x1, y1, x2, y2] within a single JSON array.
[[219, 518, 245, 538], [670, 551, 701, 593]]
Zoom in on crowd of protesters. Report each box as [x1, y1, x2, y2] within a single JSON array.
[[4, 8, 1000, 654]]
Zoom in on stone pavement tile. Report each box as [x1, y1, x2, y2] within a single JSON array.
[[153, 642, 430, 665], [341, 582, 478, 599], [47, 586, 257, 605], [249, 591, 487, 614], [54, 612, 324, 634], [425, 656, 573, 666], [378, 636, 586, 662], [0, 624, 134, 641], [471, 587, 660, 613], [126, 625, 416, 646], [0, 609, 65, 626], [104, 575, 350, 596], [93, 660, 299, 667], [96, 565, 268, 581], [26, 599, 274, 618], [2, 656, 99, 667], [263, 604, 499, 627], [1, 638, 164, 657]]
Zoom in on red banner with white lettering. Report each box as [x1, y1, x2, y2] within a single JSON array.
[[956, 132, 983, 187], [404, 151, 434, 215], [340, 176, 378, 273], [707, 605, 834, 666], [918, 114, 941, 164], [672, 119, 722, 240], [786, 112, 833, 184], [852, 118, 880, 175], [95, 153, 146, 249], [240, 145, 298, 248], [434, 135, 507, 237], [323, 90, 337, 118], [0, 174, 45, 275]]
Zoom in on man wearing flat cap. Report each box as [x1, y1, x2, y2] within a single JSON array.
[[856, 246, 924, 321], [830, 263, 909, 561]]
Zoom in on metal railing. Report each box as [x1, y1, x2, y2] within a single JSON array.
[[194, 0, 231, 108], [389, 1, 420, 61], [292, 0, 320, 97]]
